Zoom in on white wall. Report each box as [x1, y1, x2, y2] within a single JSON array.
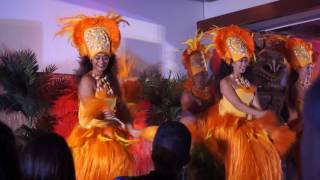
[[0, 0, 281, 74], [0, 0, 204, 74], [204, 0, 279, 18]]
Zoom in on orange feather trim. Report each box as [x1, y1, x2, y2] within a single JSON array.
[[285, 37, 314, 70], [56, 13, 128, 58], [68, 126, 135, 180], [182, 31, 212, 80], [210, 25, 254, 64], [201, 105, 291, 180]]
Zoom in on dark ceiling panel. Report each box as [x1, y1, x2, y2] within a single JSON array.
[[197, 0, 320, 31]]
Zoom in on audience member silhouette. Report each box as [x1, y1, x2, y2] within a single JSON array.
[[116, 121, 191, 180], [301, 77, 320, 180], [0, 121, 20, 180], [20, 132, 75, 180]]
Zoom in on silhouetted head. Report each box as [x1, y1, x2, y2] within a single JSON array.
[[0, 121, 20, 180], [20, 132, 75, 180], [152, 121, 191, 175], [303, 77, 320, 130]]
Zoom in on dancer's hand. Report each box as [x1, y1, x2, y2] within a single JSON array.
[[104, 110, 125, 129], [255, 110, 268, 118], [127, 124, 140, 138], [103, 110, 115, 119], [108, 118, 126, 129]]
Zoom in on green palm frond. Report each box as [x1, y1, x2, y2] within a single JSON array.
[[0, 49, 68, 129], [0, 50, 38, 95], [0, 50, 41, 119], [0, 95, 17, 111], [20, 51, 38, 85], [44, 64, 58, 73], [34, 114, 58, 132], [139, 67, 186, 124], [37, 76, 68, 106], [15, 95, 44, 118], [186, 144, 225, 180], [36, 64, 57, 88]]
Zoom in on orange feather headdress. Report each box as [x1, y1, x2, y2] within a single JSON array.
[[285, 37, 314, 70], [56, 12, 129, 59], [182, 31, 212, 77], [209, 25, 254, 64]]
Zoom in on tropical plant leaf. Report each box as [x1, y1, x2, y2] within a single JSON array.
[[37, 76, 68, 106], [0, 50, 38, 95], [138, 66, 186, 124], [44, 64, 58, 74], [34, 114, 58, 132], [20, 50, 38, 85], [0, 49, 68, 129], [0, 95, 15, 111], [186, 144, 225, 180]]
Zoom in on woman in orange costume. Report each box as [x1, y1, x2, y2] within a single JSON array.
[[181, 32, 227, 180], [203, 25, 295, 180], [180, 32, 214, 129], [286, 37, 315, 179], [287, 37, 315, 124], [57, 13, 154, 180]]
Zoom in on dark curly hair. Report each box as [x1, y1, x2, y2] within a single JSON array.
[[74, 55, 132, 123]]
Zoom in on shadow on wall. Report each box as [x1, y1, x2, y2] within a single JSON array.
[[122, 38, 163, 75], [122, 38, 182, 75], [0, 19, 43, 65]]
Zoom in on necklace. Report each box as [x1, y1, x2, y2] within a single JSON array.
[[230, 74, 251, 88], [91, 73, 114, 95], [298, 79, 311, 89]]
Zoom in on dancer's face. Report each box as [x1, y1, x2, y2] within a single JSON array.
[[91, 52, 110, 73], [232, 57, 249, 74], [190, 52, 206, 69], [190, 52, 208, 89], [192, 71, 208, 90]]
